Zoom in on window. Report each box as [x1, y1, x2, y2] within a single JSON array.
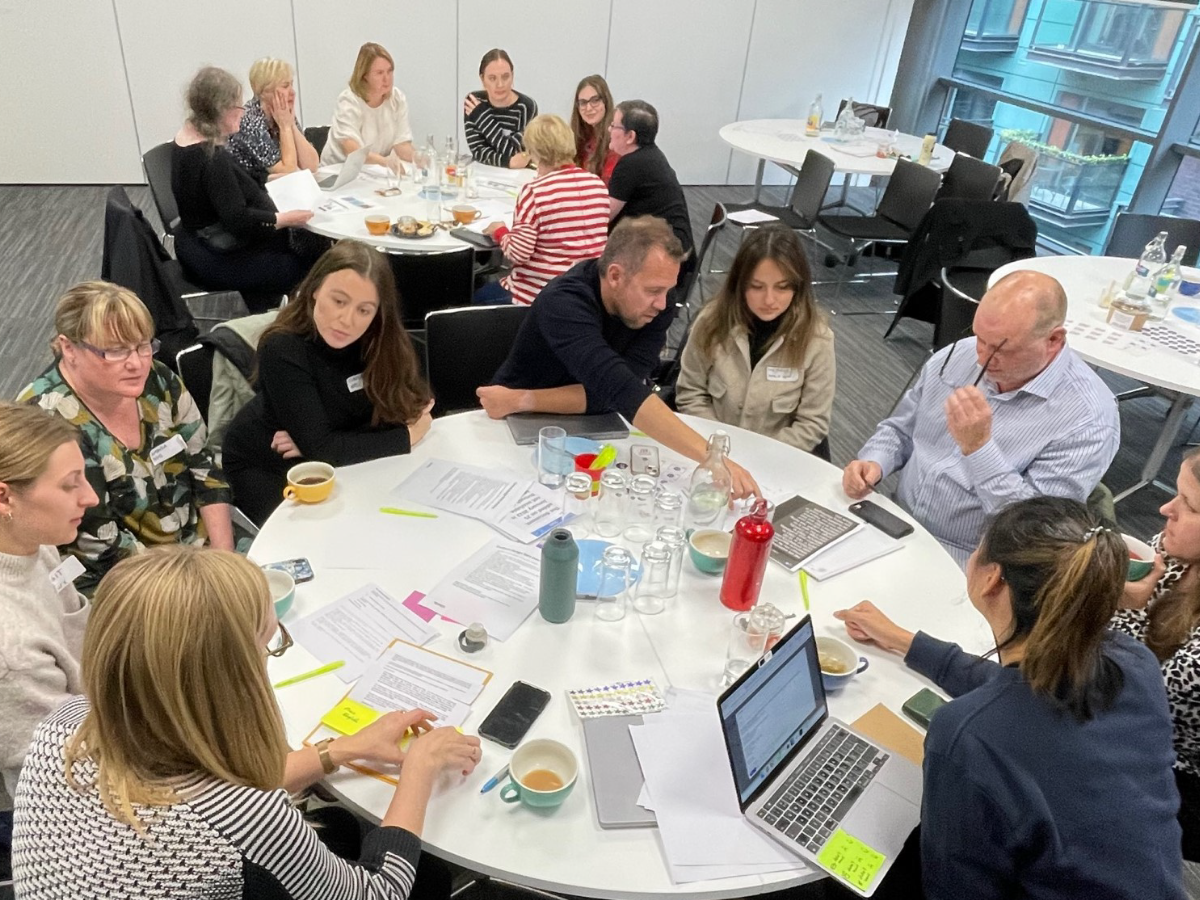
[[1028, 0, 1189, 79], [963, 0, 1031, 51]]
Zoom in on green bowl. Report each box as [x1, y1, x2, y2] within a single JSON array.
[[1122, 534, 1154, 582], [687, 529, 731, 575], [264, 568, 296, 618]]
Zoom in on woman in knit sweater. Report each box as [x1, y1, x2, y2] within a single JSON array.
[[462, 48, 537, 169]]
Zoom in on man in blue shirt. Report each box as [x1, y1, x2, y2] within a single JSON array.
[[842, 270, 1119, 565]]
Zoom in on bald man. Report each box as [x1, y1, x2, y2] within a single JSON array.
[[843, 271, 1119, 566]]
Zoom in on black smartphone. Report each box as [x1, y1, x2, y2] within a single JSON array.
[[901, 688, 948, 729], [263, 557, 315, 583], [478, 681, 551, 748], [848, 500, 914, 539]]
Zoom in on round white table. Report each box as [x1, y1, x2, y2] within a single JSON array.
[[255, 413, 983, 899], [990, 255, 1200, 499]]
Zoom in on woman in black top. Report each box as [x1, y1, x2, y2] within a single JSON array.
[[463, 48, 538, 168], [223, 240, 433, 525], [171, 67, 316, 311]]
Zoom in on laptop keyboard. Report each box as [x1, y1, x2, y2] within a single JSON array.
[[755, 725, 888, 854]]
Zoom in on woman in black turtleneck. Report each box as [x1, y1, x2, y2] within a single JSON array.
[[222, 241, 432, 525], [676, 225, 835, 458]]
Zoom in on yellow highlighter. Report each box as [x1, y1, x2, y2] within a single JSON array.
[[589, 445, 617, 470]]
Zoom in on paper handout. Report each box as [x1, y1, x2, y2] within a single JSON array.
[[394, 459, 525, 522], [422, 539, 541, 641], [265, 169, 322, 212]]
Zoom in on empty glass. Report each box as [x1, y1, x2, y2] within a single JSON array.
[[624, 474, 659, 543], [652, 488, 685, 530], [594, 470, 629, 538], [595, 546, 633, 622], [537, 426, 571, 488], [722, 607, 774, 686], [655, 525, 687, 598], [633, 541, 673, 615], [562, 472, 593, 536]]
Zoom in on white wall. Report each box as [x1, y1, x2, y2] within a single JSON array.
[[0, 0, 915, 185]]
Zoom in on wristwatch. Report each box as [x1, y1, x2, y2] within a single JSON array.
[[315, 737, 338, 775]]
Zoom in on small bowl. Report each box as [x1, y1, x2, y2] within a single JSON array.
[[1179, 279, 1200, 297], [1122, 534, 1155, 582], [687, 528, 731, 574], [816, 636, 868, 692], [365, 214, 391, 236], [264, 567, 296, 618]]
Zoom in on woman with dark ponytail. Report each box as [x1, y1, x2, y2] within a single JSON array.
[[836, 496, 1184, 899]]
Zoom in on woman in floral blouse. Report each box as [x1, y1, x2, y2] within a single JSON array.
[[18, 282, 234, 595], [228, 57, 319, 183]]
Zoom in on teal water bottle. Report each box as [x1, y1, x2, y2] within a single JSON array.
[[539, 528, 579, 624]]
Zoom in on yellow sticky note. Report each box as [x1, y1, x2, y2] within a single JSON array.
[[321, 699, 381, 735], [817, 829, 886, 892]]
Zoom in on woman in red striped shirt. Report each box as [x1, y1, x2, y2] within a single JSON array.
[[476, 115, 610, 306]]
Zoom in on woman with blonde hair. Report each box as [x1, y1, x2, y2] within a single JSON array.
[[12, 545, 481, 896], [18, 282, 236, 595], [228, 57, 320, 182], [570, 74, 618, 184], [474, 114, 609, 306], [676, 225, 835, 457], [322, 42, 414, 170]]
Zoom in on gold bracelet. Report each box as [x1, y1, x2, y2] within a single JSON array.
[[315, 737, 338, 775]]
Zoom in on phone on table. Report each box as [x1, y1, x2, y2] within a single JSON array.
[[848, 500, 914, 539], [263, 557, 315, 583], [630, 444, 660, 478], [478, 680, 551, 748], [901, 688, 948, 729]]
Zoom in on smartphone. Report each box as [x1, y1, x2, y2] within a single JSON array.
[[630, 444, 660, 478], [848, 500, 914, 539], [263, 557, 314, 583], [478, 681, 551, 748], [901, 688, 948, 729]]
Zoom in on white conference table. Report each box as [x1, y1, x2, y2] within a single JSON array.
[[990, 255, 1200, 500], [305, 162, 534, 255], [719, 119, 955, 204], [255, 412, 984, 899]]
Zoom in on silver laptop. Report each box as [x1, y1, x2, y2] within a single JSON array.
[[717, 616, 922, 897], [505, 412, 629, 446], [317, 147, 368, 191], [582, 715, 657, 829]]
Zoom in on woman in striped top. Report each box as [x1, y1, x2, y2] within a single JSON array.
[[13, 546, 482, 899], [476, 115, 610, 306], [463, 49, 538, 169]]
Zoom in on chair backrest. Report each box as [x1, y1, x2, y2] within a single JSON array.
[[996, 142, 1038, 205], [175, 343, 216, 423], [837, 99, 891, 129], [142, 142, 180, 234], [935, 153, 1003, 203], [877, 158, 943, 233], [678, 203, 727, 307], [788, 150, 837, 224], [305, 125, 330, 157], [936, 266, 985, 350], [425, 304, 531, 415], [390, 247, 476, 331], [941, 119, 993, 159], [1106, 212, 1200, 267]]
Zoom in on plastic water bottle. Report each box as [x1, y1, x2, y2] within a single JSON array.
[[687, 432, 732, 529], [806, 94, 823, 137], [834, 98, 856, 142], [1124, 232, 1168, 299], [1148, 244, 1186, 320]]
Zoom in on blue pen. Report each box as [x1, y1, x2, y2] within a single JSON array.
[[480, 763, 509, 794]]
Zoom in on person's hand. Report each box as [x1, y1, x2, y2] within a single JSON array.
[[268, 89, 295, 130], [335, 708, 436, 767], [842, 460, 882, 499], [408, 400, 435, 446], [482, 221, 503, 236], [276, 209, 314, 229], [463, 94, 482, 117], [508, 151, 531, 170], [1119, 554, 1166, 610], [945, 386, 992, 456], [727, 458, 760, 503], [476, 385, 529, 419], [270, 430, 301, 459], [404, 726, 482, 778], [833, 601, 915, 656]]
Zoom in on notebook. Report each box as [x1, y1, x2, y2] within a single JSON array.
[[582, 715, 657, 829], [505, 412, 629, 446], [769, 495, 862, 572]]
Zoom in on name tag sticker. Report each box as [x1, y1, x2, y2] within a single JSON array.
[[346, 374, 364, 392], [766, 367, 799, 383], [149, 433, 187, 467], [49, 555, 86, 592]]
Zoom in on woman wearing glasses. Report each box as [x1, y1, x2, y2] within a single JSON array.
[[13, 546, 481, 897], [571, 75, 618, 185], [18, 282, 236, 596]]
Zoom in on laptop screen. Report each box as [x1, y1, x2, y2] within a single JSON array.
[[717, 616, 827, 808]]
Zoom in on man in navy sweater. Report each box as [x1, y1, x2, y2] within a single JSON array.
[[479, 216, 759, 498]]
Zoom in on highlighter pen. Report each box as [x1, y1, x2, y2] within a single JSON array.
[[799, 570, 810, 612], [273, 660, 345, 689], [480, 763, 510, 794], [379, 507, 439, 519]]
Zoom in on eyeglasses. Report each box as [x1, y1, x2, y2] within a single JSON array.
[[265, 621, 293, 658], [939, 335, 1008, 388], [608, 123, 627, 132], [577, 96, 604, 109], [75, 338, 160, 362]]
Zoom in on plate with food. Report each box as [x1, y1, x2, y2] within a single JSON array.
[[389, 217, 438, 240]]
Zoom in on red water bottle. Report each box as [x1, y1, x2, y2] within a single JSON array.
[[720, 499, 774, 611]]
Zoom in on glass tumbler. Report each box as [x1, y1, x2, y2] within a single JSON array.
[[595, 546, 633, 622], [537, 426, 571, 488], [562, 472, 593, 536], [655, 525, 687, 598], [722, 607, 773, 686], [633, 540, 673, 615], [652, 488, 685, 530], [594, 470, 629, 538], [623, 475, 659, 543]]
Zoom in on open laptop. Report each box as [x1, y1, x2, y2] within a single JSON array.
[[717, 616, 922, 897], [505, 412, 629, 446], [317, 147, 368, 191]]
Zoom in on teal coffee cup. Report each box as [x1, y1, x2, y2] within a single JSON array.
[[687, 528, 731, 575], [1122, 534, 1154, 582], [499, 739, 578, 809]]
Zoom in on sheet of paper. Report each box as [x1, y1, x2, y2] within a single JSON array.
[[290, 583, 439, 681], [402, 590, 458, 624], [394, 459, 525, 523], [727, 208, 780, 225], [422, 539, 541, 641], [803, 526, 904, 581], [347, 639, 490, 727], [265, 169, 322, 212], [491, 481, 568, 543]]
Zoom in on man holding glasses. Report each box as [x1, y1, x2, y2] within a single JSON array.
[[843, 270, 1119, 566]]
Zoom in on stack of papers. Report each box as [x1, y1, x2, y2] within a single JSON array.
[[422, 539, 542, 641]]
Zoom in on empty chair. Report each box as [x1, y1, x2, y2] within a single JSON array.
[[142, 142, 181, 235], [724, 150, 836, 246], [304, 125, 330, 157], [942, 119, 993, 159], [836, 100, 891, 129], [683, 202, 728, 305], [1106, 212, 1200, 266], [390, 247, 476, 332], [425, 304, 530, 416], [935, 153, 1004, 202]]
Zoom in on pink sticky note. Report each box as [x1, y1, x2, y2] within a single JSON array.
[[402, 590, 459, 625]]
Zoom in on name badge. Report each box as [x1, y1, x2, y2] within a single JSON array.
[[49, 555, 86, 592], [346, 374, 364, 392], [766, 367, 799, 383], [149, 433, 187, 467]]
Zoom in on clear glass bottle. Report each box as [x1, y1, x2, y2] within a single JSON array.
[[1124, 231, 1168, 299], [687, 431, 732, 529], [834, 97, 855, 141], [1148, 244, 1186, 320], [806, 93, 823, 136]]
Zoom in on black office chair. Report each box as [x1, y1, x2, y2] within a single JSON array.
[[683, 202, 728, 305], [142, 142, 180, 237], [942, 119, 994, 159], [1106, 212, 1200, 266], [305, 125, 330, 157], [390, 247, 476, 333], [724, 150, 836, 251], [836, 100, 892, 129], [425, 304, 530, 416], [175, 342, 216, 423], [935, 266, 988, 350], [935, 153, 1003, 203]]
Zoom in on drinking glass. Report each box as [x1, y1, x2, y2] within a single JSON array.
[[595, 546, 632, 622], [623, 474, 659, 543], [652, 488, 685, 530], [655, 525, 687, 598], [632, 541, 673, 615], [594, 470, 629, 538], [722, 607, 774, 686], [537, 426, 571, 488], [562, 472, 594, 536]]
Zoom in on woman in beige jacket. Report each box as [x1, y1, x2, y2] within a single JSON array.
[[676, 225, 835, 456]]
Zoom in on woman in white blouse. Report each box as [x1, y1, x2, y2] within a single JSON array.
[[321, 43, 414, 170]]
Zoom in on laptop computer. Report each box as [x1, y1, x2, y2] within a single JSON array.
[[505, 412, 629, 446], [317, 147, 368, 191], [717, 616, 922, 897], [582, 715, 657, 829]]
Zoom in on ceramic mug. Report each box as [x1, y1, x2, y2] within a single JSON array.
[[1122, 534, 1155, 582], [816, 636, 869, 691], [498, 739, 578, 809], [283, 462, 335, 504], [452, 204, 482, 224], [264, 567, 296, 618], [365, 214, 391, 235], [687, 528, 731, 575]]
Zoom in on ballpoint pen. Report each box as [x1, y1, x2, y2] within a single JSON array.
[[480, 763, 510, 794]]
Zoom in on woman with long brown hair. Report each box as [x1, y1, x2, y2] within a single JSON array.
[[570, 74, 618, 184], [836, 496, 1185, 897], [463, 48, 537, 169], [675, 225, 835, 458], [222, 240, 432, 524]]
